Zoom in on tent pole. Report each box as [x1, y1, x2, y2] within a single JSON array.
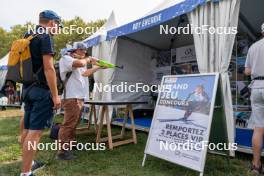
[[142, 154, 147, 167]]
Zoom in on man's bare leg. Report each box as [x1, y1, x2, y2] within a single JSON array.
[[21, 130, 42, 173], [252, 127, 264, 168], [20, 129, 28, 148], [18, 114, 24, 144]]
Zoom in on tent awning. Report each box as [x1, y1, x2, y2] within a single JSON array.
[[83, 11, 119, 48], [84, 36, 101, 48], [106, 0, 220, 40]]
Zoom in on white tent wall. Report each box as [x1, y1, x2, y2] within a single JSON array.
[[188, 0, 241, 157], [82, 11, 119, 121], [92, 37, 157, 121], [92, 45, 103, 101], [89, 11, 119, 98], [0, 53, 9, 90], [84, 11, 118, 46], [92, 39, 118, 121], [111, 37, 157, 109], [92, 39, 118, 101]]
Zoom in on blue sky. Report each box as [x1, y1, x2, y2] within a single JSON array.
[[0, 0, 163, 30]]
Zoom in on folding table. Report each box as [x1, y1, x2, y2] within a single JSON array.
[[84, 100, 148, 149]]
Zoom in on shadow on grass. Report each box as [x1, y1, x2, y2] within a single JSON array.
[[0, 116, 256, 176], [0, 160, 21, 176]]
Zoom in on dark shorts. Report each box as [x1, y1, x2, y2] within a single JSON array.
[[23, 86, 54, 130]]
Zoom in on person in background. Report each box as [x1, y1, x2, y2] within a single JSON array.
[[15, 83, 21, 103], [20, 10, 62, 176], [245, 23, 264, 175], [57, 42, 103, 160], [5, 80, 15, 104]]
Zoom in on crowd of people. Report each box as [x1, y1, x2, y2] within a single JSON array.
[[0, 80, 21, 105]]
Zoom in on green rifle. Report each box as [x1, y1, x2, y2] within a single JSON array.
[[96, 59, 123, 69]]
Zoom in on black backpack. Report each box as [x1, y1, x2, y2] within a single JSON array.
[[54, 63, 72, 96]]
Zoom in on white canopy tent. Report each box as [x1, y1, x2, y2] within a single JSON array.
[[92, 0, 196, 104], [89, 0, 264, 157], [98, 0, 217, 108], [83, 11, 119, 48], [0, 53, 9, 90], [83, 11, 119, 102]]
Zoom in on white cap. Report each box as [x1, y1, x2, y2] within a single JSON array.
[[262, 23, 264, 33], [67, 42, 87, 52], [60, 48, 68, 56]]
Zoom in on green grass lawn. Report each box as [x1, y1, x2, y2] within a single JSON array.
[[0, 115, 256, 176]]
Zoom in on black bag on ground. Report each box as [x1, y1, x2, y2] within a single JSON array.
[[49, 123, 61, 140]]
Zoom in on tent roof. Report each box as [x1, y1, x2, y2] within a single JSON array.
[[144, 0, 185, 17], [106, 0, 264, 50], [83, 11, 119, 47], [122, 15, 192, 50], [106, 0, 214, 40], [239, 0, 264, 40]]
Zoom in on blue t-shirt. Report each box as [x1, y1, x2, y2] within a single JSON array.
[[24, 25, 55, 89]]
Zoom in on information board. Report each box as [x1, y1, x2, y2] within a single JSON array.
[[143, 73, 220, 174]]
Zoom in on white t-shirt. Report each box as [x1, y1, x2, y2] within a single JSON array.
[[245, 38, 264, 88], [59, 55, 89, 100]]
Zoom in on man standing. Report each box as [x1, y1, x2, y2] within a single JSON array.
[[245, 23, 264, 175], [20, 10, 62, 176], [57, 42, 102, 160]]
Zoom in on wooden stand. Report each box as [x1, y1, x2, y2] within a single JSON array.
[[95, 104, 137, 150], [76, 104, 98, 133]]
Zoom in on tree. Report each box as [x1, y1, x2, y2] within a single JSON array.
[[53, 17, 105, 60], [0, 27, 10, 57], [0, 23, 31, 58], [0, 18, 106, 59]]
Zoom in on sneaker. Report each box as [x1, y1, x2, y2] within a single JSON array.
[[31, 160, 45, 173], [56, 151, 76, 160], [249, 163, 262, 176]]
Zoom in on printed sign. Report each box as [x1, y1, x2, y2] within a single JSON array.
[[144, 73, 219, 172], [176, 45, 197, 64]]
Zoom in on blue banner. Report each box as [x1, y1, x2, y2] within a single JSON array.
[[0, 65, 8, 70], [106, 0, 220, 40], [83, 36, 101, 48]]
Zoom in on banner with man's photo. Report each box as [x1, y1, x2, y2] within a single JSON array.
[[144, 74, 219, 172]]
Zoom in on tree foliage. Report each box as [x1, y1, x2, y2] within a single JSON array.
[[0, 17, 106, 60]]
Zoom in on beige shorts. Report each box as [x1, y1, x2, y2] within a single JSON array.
[[248, 89, 264, 128]]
